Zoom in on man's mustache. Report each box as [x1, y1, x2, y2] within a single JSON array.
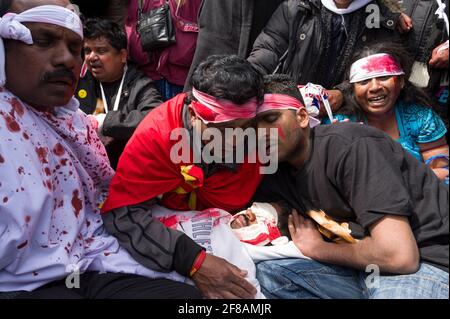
[[42, 69, 77, 84]]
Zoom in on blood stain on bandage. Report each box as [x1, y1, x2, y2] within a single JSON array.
[[361, 55, 395, 73], [71, 189, 83, 218]]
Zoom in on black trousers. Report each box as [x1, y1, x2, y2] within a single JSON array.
[[3, 272, 202, 299]]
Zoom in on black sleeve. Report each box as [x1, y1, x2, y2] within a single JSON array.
[[247, 1, 291, 75], [335, 136, 413, 229], [102, 79, 162, 140], [101, 200, 203, 277]]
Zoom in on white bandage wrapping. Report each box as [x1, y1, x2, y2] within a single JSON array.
[[0, 5, 83, 86]]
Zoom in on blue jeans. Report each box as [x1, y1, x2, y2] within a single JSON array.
[[154, 79, 183, 101], [256, 258, 365, 299], [360, 263, 449, 299], [256, 259, 449, 299]]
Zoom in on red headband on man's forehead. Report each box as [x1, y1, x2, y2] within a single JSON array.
[[257, 94, 305, 114], [190, 88, 258, 124]]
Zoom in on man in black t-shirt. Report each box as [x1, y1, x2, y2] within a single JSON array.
[[254, 74, 449, 299]]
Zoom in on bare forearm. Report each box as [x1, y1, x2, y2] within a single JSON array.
[[310, 238, 418, 274]]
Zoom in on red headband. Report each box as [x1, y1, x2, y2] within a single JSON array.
[[190, 88, 258, 124], [257, 94, 305, 114]]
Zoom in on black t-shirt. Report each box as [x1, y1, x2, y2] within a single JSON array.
[[254, 123, 449, 272]]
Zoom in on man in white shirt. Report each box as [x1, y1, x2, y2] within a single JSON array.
[[0, 0, 200, 299]]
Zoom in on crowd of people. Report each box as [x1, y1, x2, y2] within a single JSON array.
[[0, 0, 448, 299]]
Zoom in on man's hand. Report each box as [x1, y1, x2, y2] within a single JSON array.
[[397, 13, 413, 34], [429, 42, 449, 69], [191, 254, 257, 299], [288, 209, 324, 258]]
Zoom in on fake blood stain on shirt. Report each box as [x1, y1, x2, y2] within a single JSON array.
[[17, 240, 28, 249], [71, 189, 83, 218]]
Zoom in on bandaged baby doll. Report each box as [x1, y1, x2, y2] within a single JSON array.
[[229, 202, 359, 262]]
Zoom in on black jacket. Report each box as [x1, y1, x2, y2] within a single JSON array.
[[248, 0, 404, 88], [103, 64, 162, 168], [76, 63, 162, 169], [183, 0, 284, 91], [403, 0, 448, 64]]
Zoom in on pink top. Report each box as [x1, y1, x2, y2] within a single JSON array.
[[125, 0, 201, 86]]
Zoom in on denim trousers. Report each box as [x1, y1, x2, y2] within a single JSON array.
[[256, 258, 449, 299]]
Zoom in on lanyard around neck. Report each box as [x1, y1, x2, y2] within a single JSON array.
[[99, 65, 127, 114]]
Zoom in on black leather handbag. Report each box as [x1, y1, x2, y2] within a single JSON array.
[[137, 0, 176, 51]]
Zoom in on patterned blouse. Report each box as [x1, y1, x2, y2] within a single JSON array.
[[323, 101, 447, 161]]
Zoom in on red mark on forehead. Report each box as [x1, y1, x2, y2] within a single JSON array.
[[392, 76, 398, 84], [71, 189, 83, 218]]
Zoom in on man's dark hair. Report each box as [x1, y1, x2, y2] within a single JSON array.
[[263, 74, 305, 106], [190, 55, 264, 104], [0, 0, 12, 16], [340, 41, 434, 120], [83, 18, 127, 51]]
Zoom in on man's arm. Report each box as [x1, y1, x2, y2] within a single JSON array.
[[420, 137, 449, 181], [102, 201, 257, 298], [247, 1, 291, 75], [290, 134, 424, 274], [101, 200, 202, 276], [289, 210, 420, 274]]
